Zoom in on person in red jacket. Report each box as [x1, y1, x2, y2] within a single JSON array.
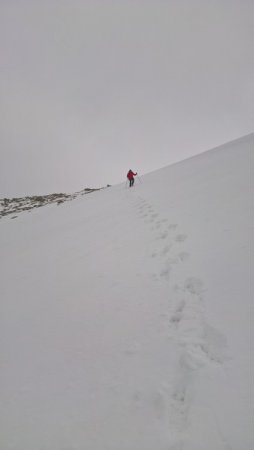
[[127, 169, 137, 187]]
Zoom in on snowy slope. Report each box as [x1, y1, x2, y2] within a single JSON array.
[[1, 133, 254, 450]]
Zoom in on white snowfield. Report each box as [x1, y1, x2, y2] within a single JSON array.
[[1, 133, 254, 450]]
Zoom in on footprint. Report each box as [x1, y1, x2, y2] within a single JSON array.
[[175, 234, 187, 243], [178, 252, 189, 262], [155, 222, 161, 229], [166, 256, 179, 265], [161, 245, 171, 256], [170, 312, 183, 325], [168, 224, 178, 230], [184, 277, 204, 295], [175, 299, 186, 313], [170, 299, 186, 326], [160, 266, 171, 280], [201, 323, 229, 364], [157, 231, 168, 240]]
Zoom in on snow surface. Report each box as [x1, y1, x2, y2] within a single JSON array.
[[1, 133, 254, 449]]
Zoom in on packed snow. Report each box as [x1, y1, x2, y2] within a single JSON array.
[[1, 133, 254, 449]]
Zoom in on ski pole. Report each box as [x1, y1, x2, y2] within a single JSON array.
[[137, 175, 142, 184]]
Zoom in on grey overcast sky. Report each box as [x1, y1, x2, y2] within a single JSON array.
[[1, 0, 254, 196]]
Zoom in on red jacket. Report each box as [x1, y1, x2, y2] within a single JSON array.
[[127, 170, 137, 180]]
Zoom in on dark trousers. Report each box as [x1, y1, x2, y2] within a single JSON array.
[[129, 178, 134, 187]]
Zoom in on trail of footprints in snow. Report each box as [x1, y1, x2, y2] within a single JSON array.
[[166, 279, 228, 443], [134, 197, 228, 443], [135, 197, 189, 282]]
